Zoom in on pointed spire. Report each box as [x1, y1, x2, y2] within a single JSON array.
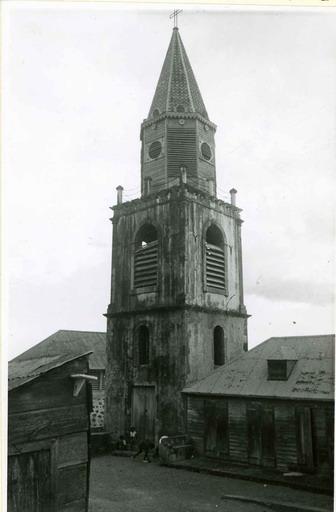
[[147, 28, 209, 120]]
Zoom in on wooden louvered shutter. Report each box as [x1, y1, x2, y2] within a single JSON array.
[[134, 241, 158, 288], [205, 243, 225, 290], [167, 128, 197, 179]]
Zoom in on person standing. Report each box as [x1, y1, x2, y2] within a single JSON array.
[[129, 426, 137, 450], [132, 439, 154, 462]]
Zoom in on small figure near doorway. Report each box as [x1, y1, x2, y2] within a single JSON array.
[[118, 435, 127, 450], [129, 426, 137, 450], [132, 439, 154, 462]]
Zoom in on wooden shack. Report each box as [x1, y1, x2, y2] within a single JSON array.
[[183, 335, 334, 479], [11, 330, 107, 430], [8, 351, 94, 512]]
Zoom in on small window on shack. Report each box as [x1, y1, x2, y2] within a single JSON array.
[[267, 359, 296, 381]]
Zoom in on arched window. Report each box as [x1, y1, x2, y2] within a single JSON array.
[[205, 224, 226, 291], [134, 224, 158, 288], [213, 326, 225, 366], [138, 326, 149, 365]]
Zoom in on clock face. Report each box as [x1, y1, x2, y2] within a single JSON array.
[[201, 142, 212, 161], [148, 141, 162, 159]]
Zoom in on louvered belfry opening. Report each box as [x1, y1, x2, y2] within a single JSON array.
[[134, 224, 158, 288], [167, 128, 197, 179], [205, 225, 226, 291]]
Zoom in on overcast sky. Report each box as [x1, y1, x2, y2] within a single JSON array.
[[3, 3, 335, 360]]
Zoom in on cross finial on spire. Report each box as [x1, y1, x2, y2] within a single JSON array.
[[169, 9, 183, 29]]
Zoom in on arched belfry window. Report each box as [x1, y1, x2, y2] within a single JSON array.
[[214, 326, 225, 366], [205, 225, 226, 291], [138, 326, 149, 365], [134, 224, 158, 288]]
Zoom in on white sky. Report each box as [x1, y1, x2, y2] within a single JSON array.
[[3, 3, 335, 360]]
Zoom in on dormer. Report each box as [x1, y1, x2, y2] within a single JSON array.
[[267, 346, 297, 381]]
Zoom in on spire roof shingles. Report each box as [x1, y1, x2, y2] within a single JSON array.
[[148, 28, 208, 120]]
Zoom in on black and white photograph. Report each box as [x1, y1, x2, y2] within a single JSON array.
[[3, 3, 335, 511]]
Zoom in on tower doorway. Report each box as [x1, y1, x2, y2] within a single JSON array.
[[131, 386, 156, 442]]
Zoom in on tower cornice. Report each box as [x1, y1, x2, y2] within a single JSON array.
[[140, 111, 217, 137], [110, 183, 242, 221]]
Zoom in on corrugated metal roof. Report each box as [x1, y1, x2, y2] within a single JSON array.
[[11, 330, 106, 369], [183, 335, 335, 401], [8, 351, 92, 391]]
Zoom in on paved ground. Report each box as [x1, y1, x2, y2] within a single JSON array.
[[89, 455, 333, 512]]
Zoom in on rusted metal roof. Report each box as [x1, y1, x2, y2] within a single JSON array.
[[183, 335, 334, 401], [8, 351, 92, 391], [10, 330, 106, 370]]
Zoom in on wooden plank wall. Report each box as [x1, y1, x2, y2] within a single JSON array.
[[312, 406, 333, 478], [274, 403, 297, 470], [228, 401, 248, 463], [8, 357, 90, 512], [186, 394, 334, 477], [186, 396, 205, 454]]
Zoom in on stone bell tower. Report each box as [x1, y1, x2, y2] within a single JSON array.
[[105, 27, 248, 442]]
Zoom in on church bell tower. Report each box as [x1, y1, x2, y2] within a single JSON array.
[[105, 27, 248, 441]]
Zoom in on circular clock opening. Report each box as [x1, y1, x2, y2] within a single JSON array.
[[149, 141, 162, 159], [201, 142, 212, 161]]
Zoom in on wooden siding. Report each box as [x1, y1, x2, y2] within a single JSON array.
[[186, 395, 334, 477], [8, 358, 89, 414], [8, 449, 53, 512], [186, 396, 205, 454], [8, 357, 90, 512], [228, 401, 248, 463], [56, 464, 87, 507], [57, 433, 88, 468], [8, 405, 88, 445], [274, 403, 297, 470]]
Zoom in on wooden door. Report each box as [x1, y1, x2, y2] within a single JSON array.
[[205, 402, 217, 454], [132, 386, 155, 441], [8, 449, 52, 512], [205, 401, 229, 458], [296, 406, 314, 470], [247, 403, 275, 467], [261, 406, 275, 467], [247, 404, 262, 465]]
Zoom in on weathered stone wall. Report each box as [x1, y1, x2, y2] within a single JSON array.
[[90, 391, 105, 430], [109, 185, 245, 313], [105, 185, 248, 440]]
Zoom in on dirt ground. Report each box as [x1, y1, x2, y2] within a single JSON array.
[[88, 455, 333, 512]]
